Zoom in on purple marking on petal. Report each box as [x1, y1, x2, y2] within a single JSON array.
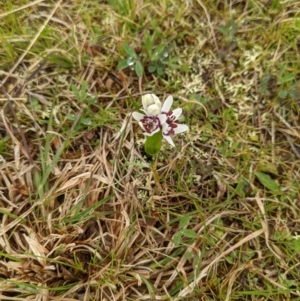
[[139, 116, 162, 134]]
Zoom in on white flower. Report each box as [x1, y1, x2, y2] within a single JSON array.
[[142, 94, 162, 116], [132, 94, 189, 146]]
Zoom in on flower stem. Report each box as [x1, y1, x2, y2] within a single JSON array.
[[151, 158, 162, 190]]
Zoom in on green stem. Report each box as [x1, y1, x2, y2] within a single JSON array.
[[151, 158, 161, 189]]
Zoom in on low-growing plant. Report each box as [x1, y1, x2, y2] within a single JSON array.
[[259, 68, 300, 100], [117, 44, 144, 77], [277, 67, 300, 99], [117, 31, 179, 77], [173, 213, 197, 246], [217, 19, 238, 44]]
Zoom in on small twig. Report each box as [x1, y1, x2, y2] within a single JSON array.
[[274, 105, 300, 158], [284, 133, 300, 158], [138, 76, 143, 94], [214, 78, 230, 108], [255, 192, 281, 260]]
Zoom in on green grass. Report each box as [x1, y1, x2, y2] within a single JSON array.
[[1, 0, 300, 300]]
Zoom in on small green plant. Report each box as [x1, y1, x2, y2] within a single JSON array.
[[260, 68, 300, 100], [217, 19, 238, 44], [117, 32, 179, 77], [255, 171, 281, 193], [117, 44, 144, 77], [173, 214, 197, 246], [274, 66, 300, 99], [144, 30, 180, 75], [143, 31, 177, 75], [147, 44, 173, 76], [278, 81, 300, 99]]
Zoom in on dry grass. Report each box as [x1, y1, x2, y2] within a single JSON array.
[[0, 0, 300, 300]]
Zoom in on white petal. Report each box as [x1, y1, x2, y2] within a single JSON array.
[[172, 108, 182, 119], [142, 94, 161, 112], [146, 104, 161, 116], [173, 124, 189, 134], [161, 95, 173, 112], [142, 94, 152, 109], [132, 112, 145, 121], [163, 134, 175, 147], [157, 113, 167, 125], [152, 94, 161, 105]]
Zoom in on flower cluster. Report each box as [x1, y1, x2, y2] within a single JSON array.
[[132, 94, 188, 147]]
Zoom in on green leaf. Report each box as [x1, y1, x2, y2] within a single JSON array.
[[173, 232, 182, 246], [227, 19, 238, 34], [278, 72, 295, 84], [179, 214, 190, 229], [71, 82, 87, 102], [152, 44, 165, 60], [145, 131, 162, 157], [255, 171, 280, 192], [183, 251, 194, 260], [258, 162, 278, 175], [289, 239, 300, 252], [135, 61, 144, 77], [157, 66, 165, 76], [181, 229, 197, 239], [0, 208, 25, 222], [225, 250, 238, 264], [71, 84, 80, 99], [81, 81, 88, 97], [235, 179, 248, 197], [148, 65, 157, 73], [117, 59, 129, 70], [139, 276, 155, 300], [217, 25, 227, 35], [80, 118, 92, 126], [279, 273, 298, 288], [66, 114, 76, 121], [143, 31, 153, 57], [122, 44, 137, 59], [288, 88, 300, 99], [278, 90, 288, 98]]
